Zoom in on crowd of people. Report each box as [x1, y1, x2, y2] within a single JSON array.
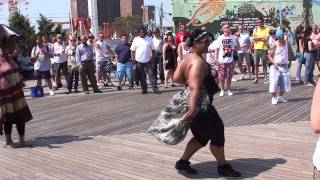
[[1, 15, 320, 178]]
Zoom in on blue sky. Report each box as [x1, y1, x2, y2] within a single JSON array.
[[0, 0, 173, 29]]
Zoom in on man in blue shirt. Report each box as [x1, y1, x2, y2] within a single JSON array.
[[76, 35, 101, 94], [115, 34, 133, 90]]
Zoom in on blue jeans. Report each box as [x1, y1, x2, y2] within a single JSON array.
[[117, 61, 133, 81], [304, 52, 316, 84], [295, 52, 304, 80]]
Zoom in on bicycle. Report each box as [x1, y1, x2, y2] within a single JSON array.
[[98, 57, 126, 87]]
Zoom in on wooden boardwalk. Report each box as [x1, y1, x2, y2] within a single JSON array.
[[0, 71, 318, 179]]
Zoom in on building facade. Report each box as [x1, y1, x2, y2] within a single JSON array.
[[143, 5, 155, 23], [71, 0, 121, 26], [120, 0, 143, 17]]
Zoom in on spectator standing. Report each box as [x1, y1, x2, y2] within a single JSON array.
[[53, 34, 69, 91], [130, 28, 161, 94], [215, 24, 239, 97], [237, 25, 253, 80], [66, 36, 79, 94], [252, 17, 269, 84], [162, 34, 177, 88], [152, 29, 165, 83], [177, 33, 192, 64], [267, 29, 291, 105], [94, 33, 113, 87], [31, 36, 54, 96], [295, 25, 305, 83], [302, 27, 317, 86], [18, 49, 34, 79], [76, 35, 101, 94], [115, 34, 133, 90], [175, 24, 186, 45]]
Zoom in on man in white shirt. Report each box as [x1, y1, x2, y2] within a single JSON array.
[[237, 25, 253, 80], [95, 32, 113, 86], [31, 36, 54, 96], [152, 28, 165, 83], [131, 27, 160, 94], [53, 34, 69, 91], [215, 24, 239, 97]]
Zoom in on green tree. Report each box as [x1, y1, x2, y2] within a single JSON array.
[[37, 13, 55, 37], [110, 16, 143, 37], [9, 12, 36, 53], [53, 24, 67, 39]]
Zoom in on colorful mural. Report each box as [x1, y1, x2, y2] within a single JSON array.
[[173, 0, 319, 34]]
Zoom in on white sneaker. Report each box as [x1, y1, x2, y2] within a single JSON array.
[[49, 90, 55, 96], [232, 78, 238, 82], [219, 90, 225, 97], [305, 83, 314, 87], [263, 79, 269, 84], [277, 96, 288, 103], [227, 89, 233, 96], [240, 74, 245, 80], [271, 97, 278, 105]]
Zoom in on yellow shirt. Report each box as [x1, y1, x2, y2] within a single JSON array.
[[253, 27, 269, 50]]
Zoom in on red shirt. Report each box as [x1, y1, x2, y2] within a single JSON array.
[[175, 31, 185, 45]]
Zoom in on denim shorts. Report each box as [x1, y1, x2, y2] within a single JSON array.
[[117, 61, 133, 81], [96, 61, 108, 74], [34, 70, 51, 79]]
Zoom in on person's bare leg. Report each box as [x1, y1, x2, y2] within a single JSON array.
[[220, 80, 225, 90], [209, 145, 226, 166], [181, 137, 203, 161], [164, 69, 169, 88], [227, 79, 231, 90]]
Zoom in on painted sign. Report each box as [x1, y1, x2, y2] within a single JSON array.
[[173, 0, 319, 34]]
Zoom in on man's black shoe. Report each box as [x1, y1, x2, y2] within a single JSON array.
[[93, 90, 102, 93], [117, 86, 122, 91], [217, 163, 241, 177], [141, 91, 147, 94], [175, 159, 198, 174]]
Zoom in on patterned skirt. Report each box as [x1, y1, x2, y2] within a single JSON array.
[[147, 88, 210, 145], [0, 59, 32, 125]]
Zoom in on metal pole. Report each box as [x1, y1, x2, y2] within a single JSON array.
[[160, 2, 163, 32], [88, 0, 98, 37]]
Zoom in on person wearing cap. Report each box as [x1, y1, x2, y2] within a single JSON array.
[[252, 17, 270, 84], [215, 24, 239, 97], [267, 29, 291, 105], [0, 25, 33, 148]]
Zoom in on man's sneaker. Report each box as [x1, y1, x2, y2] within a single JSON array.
[[117, 86, 122, 91], [232, 78, 238, 82], [217, 163, 241, 177], [227, 89, 233, 96], [252, 79, 258, 84], [305, 83, 314, 87], [84, 91, 90, 94], [272, 97, 278, 105], [49, 90, 55, 96], [240, 74, 245, 80], [263, 79, 269, 84], [277, 96, 288, 103], [219, 90, 225, 97], [175, 159, 198, 174]]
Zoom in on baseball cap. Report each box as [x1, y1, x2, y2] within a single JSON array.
[[276, 29, 284, 38]]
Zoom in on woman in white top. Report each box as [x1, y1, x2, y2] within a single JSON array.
[[177, 33, 191, 63], [311, 79, 320, 180], [267, 29, 291, 105]]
